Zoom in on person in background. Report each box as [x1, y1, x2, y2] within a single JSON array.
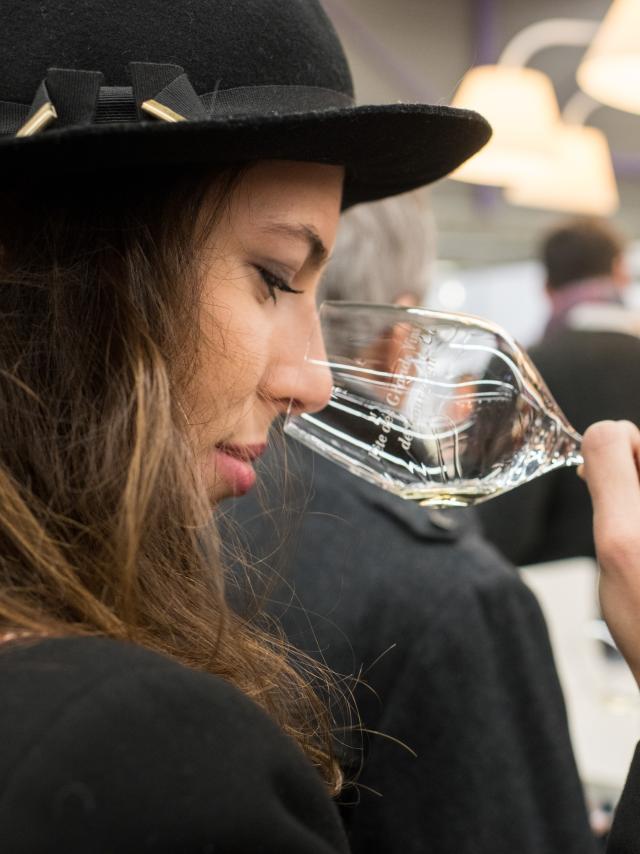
[[478, 217, 640, 566], [226, 193, 597, 854]]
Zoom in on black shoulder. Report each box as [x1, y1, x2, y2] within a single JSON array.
[[0, 637, 347, 854], [607, 743, 640, 854]]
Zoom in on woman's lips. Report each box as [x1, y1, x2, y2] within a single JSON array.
[[211, 443, 267, 496]]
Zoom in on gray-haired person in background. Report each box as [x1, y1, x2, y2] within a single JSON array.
[[321, 187, 435, 308], [225, 193, 597, 854]]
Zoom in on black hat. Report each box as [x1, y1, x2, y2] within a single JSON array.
[[0, 0, 491, 208]]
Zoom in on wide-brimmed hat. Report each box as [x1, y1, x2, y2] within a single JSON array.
[[0, 0, 491, 208]]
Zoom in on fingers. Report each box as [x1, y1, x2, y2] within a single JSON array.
[[581, 420, 640, 568], [582, 420, 640, 504]]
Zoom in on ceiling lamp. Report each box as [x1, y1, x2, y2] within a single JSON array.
[[449, 18, 600, 187], [577, 0, 640, 114], [505, 123, 619, 215], [449, 65, 560, 186]]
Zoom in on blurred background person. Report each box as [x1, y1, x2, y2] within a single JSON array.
[[224, 193, 596, 854], [477, 217, 640, 566]]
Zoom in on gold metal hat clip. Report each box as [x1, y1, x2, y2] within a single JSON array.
[[140, 99, 187, 123], [16, 101, 58, 137]]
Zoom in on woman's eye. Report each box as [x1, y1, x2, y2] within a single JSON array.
[[255, 265, 303, 304]]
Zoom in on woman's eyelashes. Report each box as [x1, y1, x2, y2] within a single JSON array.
[[254, 265, 303, 304]]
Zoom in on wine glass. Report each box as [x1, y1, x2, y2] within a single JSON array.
[[284, 301, 583, 508]]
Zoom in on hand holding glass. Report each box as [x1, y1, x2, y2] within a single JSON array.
[[284, 302, 583, 508]]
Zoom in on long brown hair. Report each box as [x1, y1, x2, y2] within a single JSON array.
[[0, 167, 341, 790]]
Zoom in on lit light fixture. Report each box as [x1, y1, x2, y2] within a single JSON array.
[[577, 0, 640, 114], [505, 123, 619, 215], [450, 66, 560, 186], [449, 18, 600, 187]]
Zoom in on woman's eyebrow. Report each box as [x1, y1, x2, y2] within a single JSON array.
[[259, 222, 329, 268]]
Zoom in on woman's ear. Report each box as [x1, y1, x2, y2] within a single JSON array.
[[393, 292, 420, 309]]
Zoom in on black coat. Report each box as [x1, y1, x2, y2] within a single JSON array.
[[477, 328, 640, 565], [608, 744, 640, 853], [0, 636, 349, 853], [227, 444, 597, 854]]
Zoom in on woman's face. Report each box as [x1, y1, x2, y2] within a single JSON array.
[[188, 159, 344, 502]]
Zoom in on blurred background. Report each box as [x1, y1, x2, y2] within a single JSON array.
[[319, 0, 640, 820], [322, 0, 640, 345]]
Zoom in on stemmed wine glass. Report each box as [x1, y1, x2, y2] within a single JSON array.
[[284, 301, 583, 508]]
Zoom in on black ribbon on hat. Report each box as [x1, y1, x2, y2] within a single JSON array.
[[0, 62, 354, 137], [130, 62, 208, 122]]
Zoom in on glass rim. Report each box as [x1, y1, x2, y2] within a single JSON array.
[[318, 300, 524, 353]]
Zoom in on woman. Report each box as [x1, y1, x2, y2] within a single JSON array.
[[581, 421, 640, 853], [0, 0, 490, 851]]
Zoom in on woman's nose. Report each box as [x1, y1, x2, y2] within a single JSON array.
[[270, 313, 333, 416]]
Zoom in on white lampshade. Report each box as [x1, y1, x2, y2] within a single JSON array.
[[449, 65, 561, 186], [577, 0, 640, 114], [505, 124, 619, 215]]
